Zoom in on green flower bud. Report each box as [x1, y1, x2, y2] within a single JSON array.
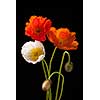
[[64, 62, 73, 72]]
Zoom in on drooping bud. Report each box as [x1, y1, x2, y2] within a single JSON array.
[[42, 80, 52, 91], [64, 62, 73, 72]]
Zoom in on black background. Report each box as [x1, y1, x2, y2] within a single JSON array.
[[16, 0, 83, 100]]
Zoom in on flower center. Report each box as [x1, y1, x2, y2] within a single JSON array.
[[35, 28, 41, 35], [28, 47, 44, 61]]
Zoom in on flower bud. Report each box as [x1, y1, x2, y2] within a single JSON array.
[[42, 80, 52, 91], [64, 62, 73, 72]]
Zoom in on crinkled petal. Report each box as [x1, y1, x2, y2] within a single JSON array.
[[21, 41, 45, 64]]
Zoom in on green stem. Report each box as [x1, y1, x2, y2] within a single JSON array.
[[49, 47, 57, 76], [42, 61, 47, 79], [48, 72, 64, 80], [46, 91, 49, 100], [55, 51, 71, 100], [42, 47, 58, 100], [48, 72, 64, 100], [49, 89, 51, 100], [42, 59, 49, 76], [41, 59, 49, 100], [48, 47, 57, 100]]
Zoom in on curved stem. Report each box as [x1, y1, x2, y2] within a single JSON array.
[[42, 59, 52, 100], [66, 51, 70, 64], [42, 60, 47, 79], [60, 51, 71, 72], [42, 59, 49, 76], [47, 47, 57, 100], [48, 72, 64, 80], [55, 51, 71, 100], [49, 47, 57, 76], [41, 59, 49, 100], [48, 72, 64, 100]]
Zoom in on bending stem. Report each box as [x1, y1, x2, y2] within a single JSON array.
[[49, 47, 57, 75], [55, 51, 70, 100]]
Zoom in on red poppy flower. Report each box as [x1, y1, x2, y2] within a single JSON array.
[[25, 16, 52, 41], [47, 27, 79, 50]]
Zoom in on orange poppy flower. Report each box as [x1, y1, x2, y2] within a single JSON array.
[[47, 27, 79, 50], [25, 16, 52, 41]]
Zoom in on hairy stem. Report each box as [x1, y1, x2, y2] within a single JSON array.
[[42, 59, 49, 100], [48, 72, 64, 100], [49, 47, 57, 75], [42, 61, 47, 79], [48, 47, 57, 100], [55, 51, 70, 100]]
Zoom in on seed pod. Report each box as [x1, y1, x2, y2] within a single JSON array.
[[64, 62, 73, 72], [42, 80, 52, 91]]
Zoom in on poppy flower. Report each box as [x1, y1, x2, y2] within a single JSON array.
[[21, 41, 45, 64], [47, 27, 79, 50], [25, 16, 52, 41]]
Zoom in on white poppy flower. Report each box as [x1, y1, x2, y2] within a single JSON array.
[[21, 40, 45, 64]]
